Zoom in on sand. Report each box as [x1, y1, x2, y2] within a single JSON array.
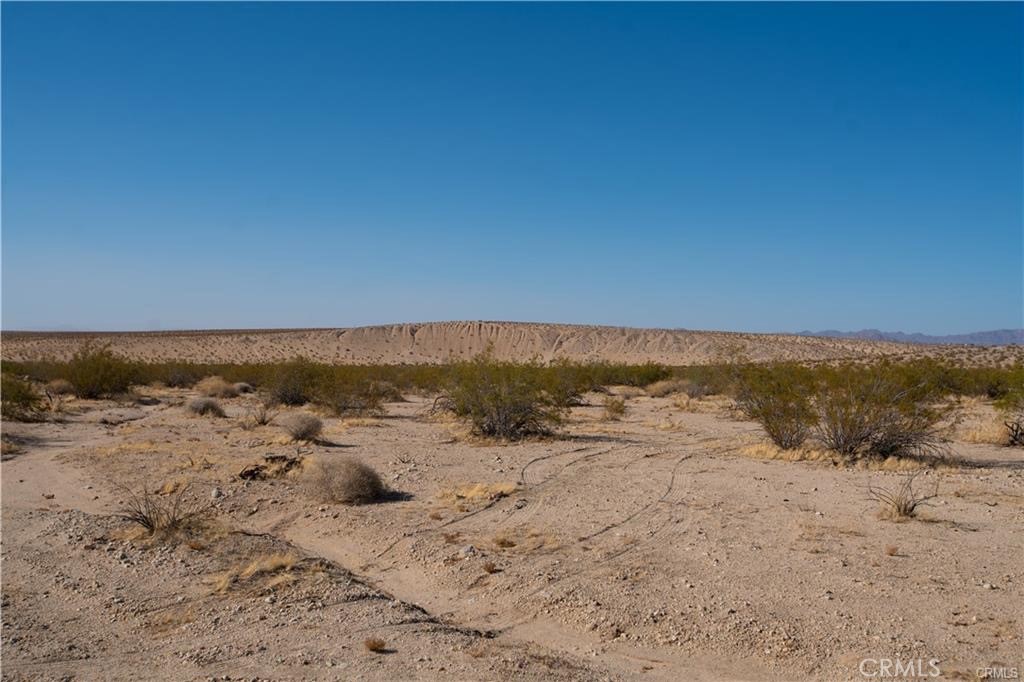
[[5, 321, 1022, 366], [2, 384, 1020, 681]]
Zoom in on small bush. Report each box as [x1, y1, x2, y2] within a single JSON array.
[[66, 345, 136, 399], [195, 376, 239, 398], [282, 413, 323, 441], [2, 374, 42, 421], [163, 363, 203, 388], [363, 638, 388, 653], [116, 482, 208, 540], [45, 378, 75, 395], [602, 396, 626, 421], [244, 402, 279, 428], [306, 457, 385, 504], [187, 397, 226, 418], [434, 354, 569, 440], [233, 382, 254, 394], [868, 473, 938, 520]]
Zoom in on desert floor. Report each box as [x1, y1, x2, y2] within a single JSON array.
[[1, 388, 1021, 681]]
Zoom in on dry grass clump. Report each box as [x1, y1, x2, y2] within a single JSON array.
[[304, 457, 385, 505], [646, 378, 710, 398], [602, 396, 626, 421], [436, 482, 517, 509], [363, 638, 388, 653], [195, 376, 239, 398], [241, 402, 279, 429], [739, 442, 834, 463], [45, 378, 75, 395], [608, 385, 646, 399], [1005, 411, 1024, 447], [233, 381, 254, 394], [116, 482, 209, 541], [868, 472, 938, 520], [281, 413, 323, 441], [210, 552, 300, 593], [186, 397, 226, 418]]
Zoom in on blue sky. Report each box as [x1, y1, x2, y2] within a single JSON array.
[[2, 2, 1021, 334]]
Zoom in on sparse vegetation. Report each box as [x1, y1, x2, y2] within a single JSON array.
[[281, 413, 322, 441], [602, 396, 626, 420], [363, 637, 388, 653], [868, 472, 938, 520], [187, 397, 226, 417], [244, 402, 279, 428], [434, 353, 573, 440], [305, 457, 385, 504], [116, 482, 209, 540], [195, 376, 239, 398], [737, 366, 815, 450], [1, 374, 42, 421], [65, 345, 136, 399]]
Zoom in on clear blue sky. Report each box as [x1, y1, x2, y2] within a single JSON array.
[[2, 2, 1021, 334]]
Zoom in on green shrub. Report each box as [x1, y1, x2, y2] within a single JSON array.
[[435, 354, 570, 440], [65, 345, 136, 399], [267, 358, 320, 406], [814, 371, 947, 461], [314, 378, 385, 417], [737, 365, 815, 450], [2, 374, 42, 421]]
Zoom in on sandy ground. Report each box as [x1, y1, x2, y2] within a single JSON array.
[[2, 385, 1021, 681], [6, 322, 1022, 366]]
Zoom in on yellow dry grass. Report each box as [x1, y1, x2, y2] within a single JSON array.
[[739, 442, 835, 463], [210, 552, 300, 594], [436, 482, 518, 507]]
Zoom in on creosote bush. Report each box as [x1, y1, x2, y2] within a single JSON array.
[[2, 374, 43, 421], [187, 397, 226, 418], [737, 365, 815, 450], [306, 457, 385, 504], [281, 413, 323, 441], [66, 345, 136, 399], [434, 353, 574, 440]]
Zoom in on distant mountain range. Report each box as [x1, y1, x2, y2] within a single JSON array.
[[795, 329, 1024, 346]]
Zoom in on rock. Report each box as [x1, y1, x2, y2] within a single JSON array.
[[211, 487, 224, 500]]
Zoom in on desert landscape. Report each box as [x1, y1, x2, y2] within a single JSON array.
[[2, 326, 1021, 681]]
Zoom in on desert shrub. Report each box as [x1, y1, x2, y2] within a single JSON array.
[[267, 358, 320, 406], [994, 390, 1024, 447], [305, 457, 385, 504], [116, 482, 208, 539], [66, 345, 136, 398], [435, 354, 569, 440], [45, 378, 75, 395], [233, 382, 254, 394], [868, 473, 938, 520], [187, 397, 226, 417], [313, 378, 385, 417], [603, 396, 626, 420], [1, 374, 42, 421], [815, 373, 946, 461], [162, 363, 203, 388], [737, 367, 815, 450], [244, 402, 279, 428], [195, 376, 238, 398], [281, 413, 323, 441]]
